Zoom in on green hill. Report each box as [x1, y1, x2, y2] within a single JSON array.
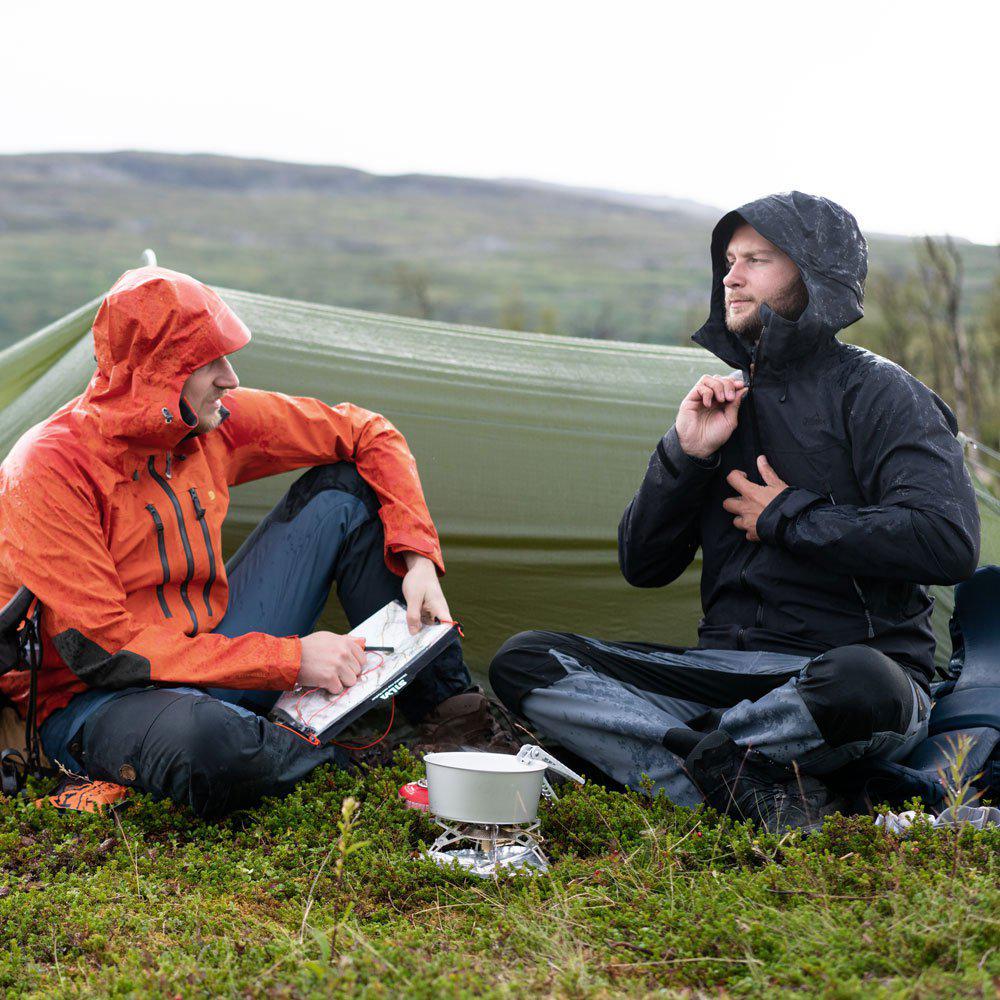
[[1, 150, 996, 351]]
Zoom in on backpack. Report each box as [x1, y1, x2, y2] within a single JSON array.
[[848, 565, 1000, 810]]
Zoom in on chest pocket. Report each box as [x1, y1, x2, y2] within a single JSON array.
[[765, 444, 866, 506]]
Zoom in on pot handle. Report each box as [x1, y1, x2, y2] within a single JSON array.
[[516, 745, 585, 801]]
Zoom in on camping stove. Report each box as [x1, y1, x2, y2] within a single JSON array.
[[423, 817, 549, 876], [402, 745, 585, 877]]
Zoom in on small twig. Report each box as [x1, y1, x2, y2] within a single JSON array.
[[112, 808, 141, 898], [608, 940, 654, 958], [298, 843, 337, 944], [52, 928, 61, 982], [606, 956, 763, 969]]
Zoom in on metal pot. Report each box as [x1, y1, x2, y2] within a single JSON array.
[[424, 751, 548, 824]]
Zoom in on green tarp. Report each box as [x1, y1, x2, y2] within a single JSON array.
[[1, 287, 997, 677]]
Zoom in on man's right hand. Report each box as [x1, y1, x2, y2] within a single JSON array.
[[675, 374, 748, 460], [298, 632, 367, 694]]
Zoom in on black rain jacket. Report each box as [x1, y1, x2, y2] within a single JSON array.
[[618, 192, 980, 689]]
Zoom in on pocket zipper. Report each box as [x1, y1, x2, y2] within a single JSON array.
[[189, 487, 216, 617], [148, 456, 199, 635], [145, 504, 173, 619]]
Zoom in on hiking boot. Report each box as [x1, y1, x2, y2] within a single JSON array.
[[411, 690, 496, 754], [685, 730, 842, 833], [411, 687, 525, 756]]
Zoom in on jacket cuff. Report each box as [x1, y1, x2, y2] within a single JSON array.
[[272, 635, 303, 689], [656, 426, 720, 478], [757, 487, 826, 545], [386, 543, 446, 578]]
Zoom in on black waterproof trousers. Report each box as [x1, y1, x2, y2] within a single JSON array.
[[490, 631, 930, 806], [40, 464, 470, 818]]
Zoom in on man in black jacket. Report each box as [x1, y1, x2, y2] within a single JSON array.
[[490, 192, 981, 830]]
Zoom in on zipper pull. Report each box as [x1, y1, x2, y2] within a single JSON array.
[[189, 488, 206, 519], [146, 503, 164, 531], [166, 453, 172, 479]]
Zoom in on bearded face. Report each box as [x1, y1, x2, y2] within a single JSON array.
[[722, 223, 809, 342], [180, 356, 240, 435]]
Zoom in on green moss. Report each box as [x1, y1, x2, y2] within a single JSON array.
[[1, 755, 997, 997]]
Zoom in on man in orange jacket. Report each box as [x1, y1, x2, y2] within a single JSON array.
[[0, 267, 477, 817]]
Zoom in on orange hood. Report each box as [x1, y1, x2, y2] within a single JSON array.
[[83, 267, 251, 451]]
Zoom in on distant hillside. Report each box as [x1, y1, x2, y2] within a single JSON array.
[[0, 150, 996, 350], [496, 178, 723, 219]]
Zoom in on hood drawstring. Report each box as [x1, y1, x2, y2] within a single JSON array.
[[779, 381, 788, 404]]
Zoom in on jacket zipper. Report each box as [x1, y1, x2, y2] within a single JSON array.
[[736, 341, 764, 649], [145, 504, 173, 619], [189, 488, 216, 618], [827, 492, 875, 639], [148, 456, 199, 636]]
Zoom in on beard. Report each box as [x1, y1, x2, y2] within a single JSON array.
[[192, 411, 224, 435], [724, 276, 809, 343], [187, 400, 226, 436]]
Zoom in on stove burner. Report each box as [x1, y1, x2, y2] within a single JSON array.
[[423, 817, 549, 876]]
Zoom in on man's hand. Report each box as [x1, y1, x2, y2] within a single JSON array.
[[723, 456, 788, 541], [676, 374, 748, 460], [298, 631, 367, 694], [402, 552, 452, 634]]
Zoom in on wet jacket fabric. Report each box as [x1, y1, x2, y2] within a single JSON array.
[[619, 192, 980, 688], [0, 267, 444, 725]]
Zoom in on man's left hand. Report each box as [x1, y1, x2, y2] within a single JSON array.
[[401, 553, 452, 634], [723, 456, 788, 541]]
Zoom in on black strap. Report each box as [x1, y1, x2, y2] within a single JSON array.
[[21, 608, 43, 773]]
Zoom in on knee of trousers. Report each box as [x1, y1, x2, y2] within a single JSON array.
[[162, 699, 285, 817], [489, 630, 569, 714], [86, 693, 332, 819], [279, 463, 380, 523], [798, 644, 915, 747]]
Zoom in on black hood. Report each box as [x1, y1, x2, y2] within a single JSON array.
[[692, 191, 868, 374]]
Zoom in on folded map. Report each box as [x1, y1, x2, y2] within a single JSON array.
[[271, 600, 457, 741]]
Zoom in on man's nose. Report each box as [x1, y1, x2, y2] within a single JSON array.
[[723, 263, 746, 288], [216, 359, 240, 389]]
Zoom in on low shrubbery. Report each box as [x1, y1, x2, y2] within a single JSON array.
[[1, 751, 997, 997]]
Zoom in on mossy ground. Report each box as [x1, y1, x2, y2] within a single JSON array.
[[1, 753, 997, 998]]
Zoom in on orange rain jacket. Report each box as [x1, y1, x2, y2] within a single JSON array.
[[0, 268, 444, 726]]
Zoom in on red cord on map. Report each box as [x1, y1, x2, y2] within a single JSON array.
[[435, 617, 465, 638], [280, 618, 465, 750], [331, 698, 396, 751], [293, 652, 386, 729], [281, 653, 396, 751]]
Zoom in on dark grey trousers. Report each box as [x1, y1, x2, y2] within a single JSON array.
[[490, 631, 930, 807]]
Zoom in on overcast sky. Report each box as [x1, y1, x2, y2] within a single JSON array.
[[3, 1, 996, 244]]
